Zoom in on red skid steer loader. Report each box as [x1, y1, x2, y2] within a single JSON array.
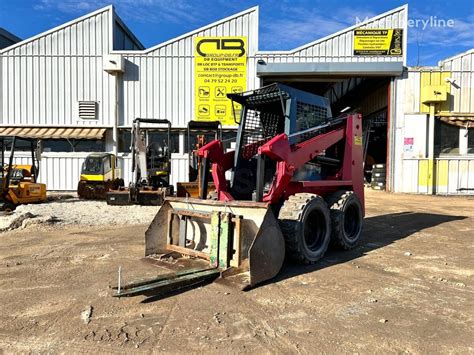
[[114, 84, 364, 298]]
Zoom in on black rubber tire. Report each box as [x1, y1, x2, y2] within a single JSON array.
[[371, 181, 386, 187], [278, 193, 331, 264], [372, 172, 386, 178], [326, 190, 363, 250], [372, 163, 386, 169], [372, 177, 387, 183], [372, 169, 387, 175], [2, 202, 16, 212]]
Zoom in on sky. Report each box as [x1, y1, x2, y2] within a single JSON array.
[[1, 0, 473, 66]]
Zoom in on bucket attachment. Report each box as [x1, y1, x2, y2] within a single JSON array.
[[116, 197, 285, 298]]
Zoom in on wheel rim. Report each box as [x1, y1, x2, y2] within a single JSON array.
[[344, 203, 360, 240], [304, 208, 327, 252]]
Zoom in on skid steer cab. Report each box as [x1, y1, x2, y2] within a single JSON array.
[[77, 153, 124, 200], [115, 84, 365, 300], [0, 136, 47, 211]]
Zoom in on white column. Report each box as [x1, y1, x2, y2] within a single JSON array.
[[111, 73, 119, 156], [427, 104, 435, 194], [459, 127, 468, 155]]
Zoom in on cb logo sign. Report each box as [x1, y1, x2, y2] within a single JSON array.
[[196, 38, 246, 57]]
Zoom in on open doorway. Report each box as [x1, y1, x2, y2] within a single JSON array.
[[261, 76, 391, 190]]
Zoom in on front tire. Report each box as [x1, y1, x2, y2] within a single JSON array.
[[278, 193, 331, 264]]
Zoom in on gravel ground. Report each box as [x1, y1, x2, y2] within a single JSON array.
[[0, 189, 472, 353], [0, 199, 159, 232]]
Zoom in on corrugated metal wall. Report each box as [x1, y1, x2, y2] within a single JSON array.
[[401, 158, 474, 195], [117, 7, 259, 128], [0, 7, 114, 127], [440, 49, 474, 113], [255, 5, 407, 66], [404, 56, 474, 115], [394, 49, 474, 194], [12, 154, 85, 190]]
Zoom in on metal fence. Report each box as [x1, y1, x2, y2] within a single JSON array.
[[11, 153, 189, 191], [402, 158, 474, 195]]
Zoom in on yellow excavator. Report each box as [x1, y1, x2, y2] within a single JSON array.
[[1, 136, 47, 211], [77, 153, 124, 199], [106, 118, 173, 206]]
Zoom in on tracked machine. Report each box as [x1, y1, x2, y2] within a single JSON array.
[[115, 84, 364, 298], [107, 118, 173, 206]]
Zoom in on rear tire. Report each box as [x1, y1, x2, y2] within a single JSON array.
[[326, 191, 363, 250], [278, 193, 331, 264]]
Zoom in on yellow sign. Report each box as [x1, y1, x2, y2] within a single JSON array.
[[354, 135, 363, 146], [354, 29, 403, 56], [194, 36, 247, 126]]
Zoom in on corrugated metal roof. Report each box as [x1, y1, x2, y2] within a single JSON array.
[[0, 127, 106, 139]]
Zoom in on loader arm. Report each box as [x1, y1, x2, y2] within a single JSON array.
[[260, 114, 364, 209], [197, 140, 235, 201], [259, 126, 345, 203]]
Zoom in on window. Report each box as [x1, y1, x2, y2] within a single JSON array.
[[119, 130, 180, 154], [82, 156, 104, 174], [43, 139, 105, 152], [103, 156, 111, 172], [118, 130, 131, 153], [73, 140, 105, 152], [147, 131, 180, 154], [43, 140, 72, 152], [468, 129, 474, 154], [434, 120, 460, 155], [0, 138, 34, 152]]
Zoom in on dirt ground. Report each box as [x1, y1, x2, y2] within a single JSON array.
[[0, 189, 472, 353]]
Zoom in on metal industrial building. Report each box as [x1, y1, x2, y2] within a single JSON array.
[[0, 5, 472, 193]]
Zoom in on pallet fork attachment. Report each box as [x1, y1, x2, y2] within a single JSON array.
[[114, 198, 285, 298]]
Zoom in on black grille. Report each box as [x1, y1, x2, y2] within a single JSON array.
[[241, 109, 281, 159], [228, 83, 289, 108], [295, 101, 328, 143]]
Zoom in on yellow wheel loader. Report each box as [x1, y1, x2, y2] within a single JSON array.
[[0, 137, 47, 211], [77, 153, 124, 199]]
